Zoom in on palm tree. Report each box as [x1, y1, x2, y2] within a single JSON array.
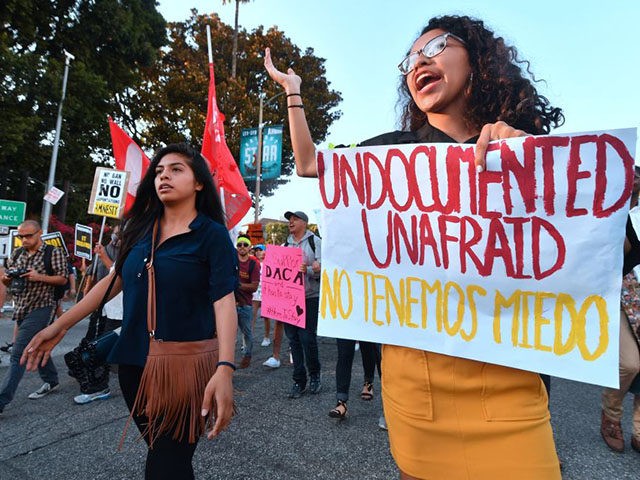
[[221, 0, 253, 78]]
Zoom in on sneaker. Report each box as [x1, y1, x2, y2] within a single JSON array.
[[239, 356, 251, 369], [288, 383, 306, 399], [601, 410, 624, 452], [74, 388, 111, 405], [309, 375, 322, 394], [378, 414, 388, 430], [263, 356, 281, 368], [28, 382, 59, 400], [261, 337, 271, 347], [0, 342, 13, 353]]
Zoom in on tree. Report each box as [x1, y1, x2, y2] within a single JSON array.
[[0, 0, 166, 222], [221, 0, 253, 79], [137, 11, 342, 200]]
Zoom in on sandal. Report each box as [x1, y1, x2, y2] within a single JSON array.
[[360, 382, 374, 401], [329, 400, 347, 419]]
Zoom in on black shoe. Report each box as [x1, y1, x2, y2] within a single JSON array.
[[288, 383, 306, 399], [309, 375, 322, 394], [0, 342, 13, 353]]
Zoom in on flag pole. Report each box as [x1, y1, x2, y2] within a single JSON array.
[[206, 25, 227, 218]]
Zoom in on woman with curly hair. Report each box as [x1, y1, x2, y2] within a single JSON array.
[[266, 14, 562, 480]]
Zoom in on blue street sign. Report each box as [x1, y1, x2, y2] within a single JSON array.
[[239, 125, 283, 181]]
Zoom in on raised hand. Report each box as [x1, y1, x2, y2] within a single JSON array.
[[264, 47, 302, 94]]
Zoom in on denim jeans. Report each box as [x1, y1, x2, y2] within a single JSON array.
[[236, 305, 253, 357], [0, 306, 58, 410], [284, 296, 320, 388]]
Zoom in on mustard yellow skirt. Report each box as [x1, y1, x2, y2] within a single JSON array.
[[381, 345, 561, 480]]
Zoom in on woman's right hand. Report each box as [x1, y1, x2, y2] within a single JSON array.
[[20, 323, 67, 371], [264, 47, 302, 94]]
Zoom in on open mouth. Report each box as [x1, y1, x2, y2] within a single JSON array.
[[415, 72, 441, 91], [158, 184, 172, 192]]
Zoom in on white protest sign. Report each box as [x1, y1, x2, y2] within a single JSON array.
[[43, 185, 65, 205], [318, 128, 637, 388], [88, 168, 130, 219]]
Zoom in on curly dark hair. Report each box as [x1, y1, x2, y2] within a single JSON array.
[[114, 142, 226, 275], [398, 15, 564, 135]]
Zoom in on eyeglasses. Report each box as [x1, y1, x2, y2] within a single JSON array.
[[16, 231, 38, 239], [237, 242, 250, 248], [398, 32, 466, 75]]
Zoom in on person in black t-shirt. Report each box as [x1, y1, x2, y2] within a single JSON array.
[[265, 14, 565, 480]]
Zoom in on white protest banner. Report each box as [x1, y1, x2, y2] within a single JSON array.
[[261, 245, 306, 327], [318, 128, 637, 388], [88, 167, 130, 219]]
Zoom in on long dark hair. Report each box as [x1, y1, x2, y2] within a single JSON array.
[[398, 15, 564, 135], [114, 143, 225, 274]]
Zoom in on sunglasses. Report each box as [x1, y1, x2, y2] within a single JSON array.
[[398, 32, 466, 75], [237, 242, 250, 248], [16, 231, 39, 239]]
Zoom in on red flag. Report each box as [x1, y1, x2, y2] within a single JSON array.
[[201, 63, 251, 229], [108, 117, 150, 214]]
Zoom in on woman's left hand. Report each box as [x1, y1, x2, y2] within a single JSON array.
[[474, 121, 527, 172], [201, 368, 234, 439]]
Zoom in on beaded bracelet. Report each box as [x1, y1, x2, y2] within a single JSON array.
[[288, 104, 304, 109], [216, 361, 237, 371], [286, 93, 301, 98]]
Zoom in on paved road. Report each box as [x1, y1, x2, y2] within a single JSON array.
[[0, 304, 638, 479]]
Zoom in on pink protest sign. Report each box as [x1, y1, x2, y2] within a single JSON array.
[[261, 245, 306, 327]]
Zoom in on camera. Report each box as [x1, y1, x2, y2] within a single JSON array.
[[6, 267, 28, 295]]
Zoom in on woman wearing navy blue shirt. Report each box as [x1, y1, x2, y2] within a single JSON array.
[[23, 143, 239, 479]]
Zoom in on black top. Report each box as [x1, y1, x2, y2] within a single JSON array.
[[358, 123, 479, 147], [624, 216, 640, 275], [108, 213, 238, 367]]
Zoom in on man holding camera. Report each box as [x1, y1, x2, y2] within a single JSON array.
[[0, 220, 67, 415]]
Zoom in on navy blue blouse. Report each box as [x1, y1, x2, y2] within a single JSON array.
[[108, 213, 239, 367]]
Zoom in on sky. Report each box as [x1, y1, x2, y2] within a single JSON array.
[[157, 0, 640, 227]]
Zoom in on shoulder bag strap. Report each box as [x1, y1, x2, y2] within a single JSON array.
[[146, 221, 158, 337]]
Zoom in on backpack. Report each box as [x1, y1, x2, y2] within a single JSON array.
[[284, 235, 316, 254], [11, 245, 68, 301]]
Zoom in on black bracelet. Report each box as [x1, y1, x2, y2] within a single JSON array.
[[286, 93, 301, 98], [216, 361, 236, 371], [288, 104, 304, 109]]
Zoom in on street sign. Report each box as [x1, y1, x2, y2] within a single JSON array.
[[0, 199, 26, 227], [239, 125, 283, 181]]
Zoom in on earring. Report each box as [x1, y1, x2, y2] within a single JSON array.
[[466, 72, 474, 96]]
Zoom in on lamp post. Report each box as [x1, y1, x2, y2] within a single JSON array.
[[42, 49, 74, 233], [254, 90, 286, 223]]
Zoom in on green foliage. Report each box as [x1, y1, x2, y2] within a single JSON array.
[[136, 11, 342, 199], [264, 222, 319, 245], [0, 5, 341, 225], [0, 0, 166, 221]]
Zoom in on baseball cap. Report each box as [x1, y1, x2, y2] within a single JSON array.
[[284, 211, 309, 223]]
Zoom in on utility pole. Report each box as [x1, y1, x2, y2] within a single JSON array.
[[41, 49, 74, 233]]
